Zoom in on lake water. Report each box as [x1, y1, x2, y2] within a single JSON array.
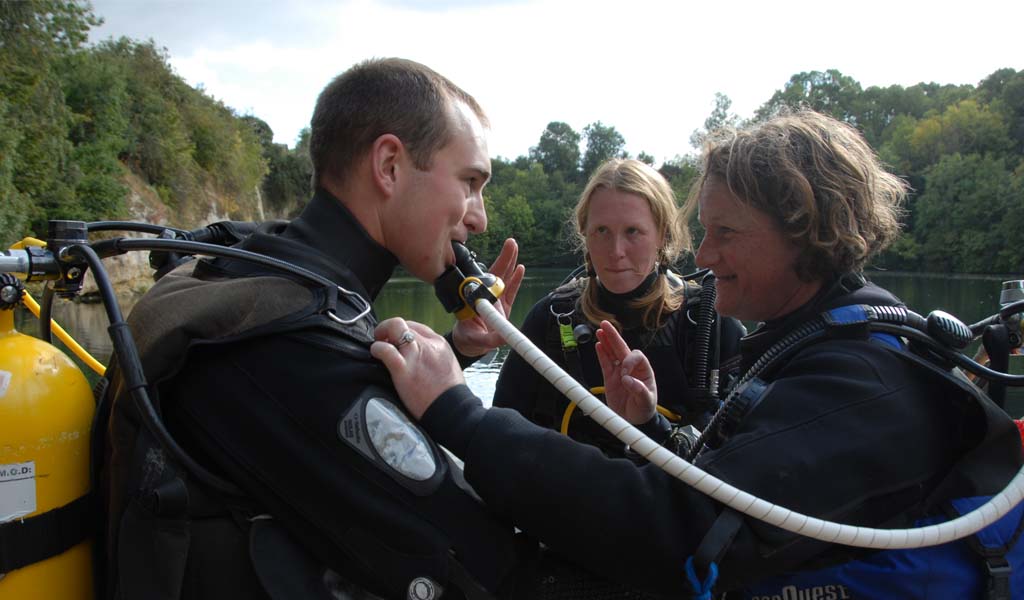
[[12, 267, 1020, 408]]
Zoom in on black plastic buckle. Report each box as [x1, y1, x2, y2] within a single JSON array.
[[985, 557, 1012, 600]]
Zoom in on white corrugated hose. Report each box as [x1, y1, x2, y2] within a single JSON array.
[[474, 297, 1024, 550]]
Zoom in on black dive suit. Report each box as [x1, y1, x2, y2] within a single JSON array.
[[98, 189, 523, 600], [492, 274, 745, 456], [419, 274, 1024, 597]]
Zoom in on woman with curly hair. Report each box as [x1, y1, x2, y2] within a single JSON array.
[[378, 110, 1022, 598]]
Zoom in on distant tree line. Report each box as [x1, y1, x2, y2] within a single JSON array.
[[2, 2, 1022, 274], [474, 70, 1024, 273]]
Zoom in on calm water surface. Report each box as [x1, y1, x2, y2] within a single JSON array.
[[14, 268, 1018, 406]]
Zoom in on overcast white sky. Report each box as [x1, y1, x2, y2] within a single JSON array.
[[88, 0, 1023, 164]]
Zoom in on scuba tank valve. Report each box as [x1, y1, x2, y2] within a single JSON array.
[[433, 242, 505, 320]]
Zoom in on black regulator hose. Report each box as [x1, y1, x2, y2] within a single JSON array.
[[87, 221, 191, 237], [693, 273, 717, 393], [686, 315, 831, 460], [39, 282, 55, 344], [65, 243, 243, 497], [983, 324, 1012, 409], [90, 238, 342, 290], [969, 299, 1024, 335]]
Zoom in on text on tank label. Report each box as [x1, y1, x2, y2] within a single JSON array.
[[0, 460, 36, 522]]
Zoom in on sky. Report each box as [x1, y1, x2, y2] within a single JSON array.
[[88, 0, 1023, 165]]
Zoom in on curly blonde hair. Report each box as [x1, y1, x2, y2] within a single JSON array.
[[685, 110, 907, 281], [572, 159, 690, 330]]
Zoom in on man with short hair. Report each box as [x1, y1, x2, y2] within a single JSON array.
[[100, 57, 526, 600]]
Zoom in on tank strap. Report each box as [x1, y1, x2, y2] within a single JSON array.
[[0, 493, 95, 575], [692, 508, 743, 582], [949, 497, 1024, 600]]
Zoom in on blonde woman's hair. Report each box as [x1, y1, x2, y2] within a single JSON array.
[[571, 159, 690, 330], [684, 109, 907, 281]]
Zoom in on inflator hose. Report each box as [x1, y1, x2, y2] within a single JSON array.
[[66, 243, 244, 497], [472, 297, 1024, 551]]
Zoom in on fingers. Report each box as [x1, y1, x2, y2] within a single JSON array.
[[372, 318, 421, 370], [374, 317, 410, 344], [405, 320, 442, 342], [620, 349, 653, 380], [597, 321, 631, 361], [490, 239, 524, 318], [620, 374, 648, 397], [595, 333, 621, 379], [489, 238, 519, 280], [499, 264, 526, 316], [370, 340, 405, 372]]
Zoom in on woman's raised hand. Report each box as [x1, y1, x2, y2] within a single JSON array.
[[595, 320, 657, 425]]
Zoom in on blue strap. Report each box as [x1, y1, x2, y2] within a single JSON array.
[[685, 555, 718, 600], [824, 304, 869, 325], [870, 332, 904, 350]]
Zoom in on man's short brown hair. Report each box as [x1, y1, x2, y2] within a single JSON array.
[[310, 57, 488, 187]]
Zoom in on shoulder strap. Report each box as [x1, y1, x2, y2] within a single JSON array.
[[948, 497, 1024, 600]]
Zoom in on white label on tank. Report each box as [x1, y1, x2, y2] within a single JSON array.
[[0, 461, 37, 522], [0, 370, 10, 398]]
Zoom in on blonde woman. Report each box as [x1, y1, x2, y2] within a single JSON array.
[[492, 158, 744, 457]]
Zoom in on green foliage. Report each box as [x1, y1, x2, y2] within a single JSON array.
[[755, 70, 863, 123], [912, 154, 1022, 273], [529, 121, 581, 180], [1, 8, 1021, 278], [904, 99, 1012, 171], [0, 0, 101, 240], [581, 121, 626, 180], [690, 92, 740, 149], [249, 120, 310, 217]]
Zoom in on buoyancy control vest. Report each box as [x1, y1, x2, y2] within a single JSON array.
[[737, 495, 1024, 600], [538, 274, 742, 456], [697, 302, 1024, 600], [94, 260, 523, 600]]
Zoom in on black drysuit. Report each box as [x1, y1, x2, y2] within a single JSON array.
[[420, 275, 1023, 597], [101, 189, 522, 600], [493, 276, 744, 455]]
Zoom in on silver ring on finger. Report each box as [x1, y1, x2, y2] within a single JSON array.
[[394, 330, 416, 349]]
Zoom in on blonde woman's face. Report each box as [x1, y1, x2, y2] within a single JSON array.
[[585, 188, 662, 294]]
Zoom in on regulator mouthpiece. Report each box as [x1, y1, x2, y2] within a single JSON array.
[[433, 242, 504, 320]]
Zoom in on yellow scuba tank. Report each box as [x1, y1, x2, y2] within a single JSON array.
[[0, 276, 94, 599]]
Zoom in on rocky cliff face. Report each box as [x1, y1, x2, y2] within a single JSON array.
[[80, 171, 266, 298]]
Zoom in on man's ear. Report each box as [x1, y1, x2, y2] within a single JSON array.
[[369, 134, 404, 198]]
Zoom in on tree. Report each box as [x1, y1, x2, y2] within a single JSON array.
[[690, 92, 740, 149], [754, 70, 863, 123], [0, 0, 101, 239], [904, 99, 1012, 171], [581, 121, 625, 180], [529, 121, 581, 179], [636, 151, 655, 166], [912, 153, 1021, 273], [977, 68, 1024, 154], [59, 47, 132, 220]]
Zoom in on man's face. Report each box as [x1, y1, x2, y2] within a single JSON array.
[[383, 101, 490, 282]]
